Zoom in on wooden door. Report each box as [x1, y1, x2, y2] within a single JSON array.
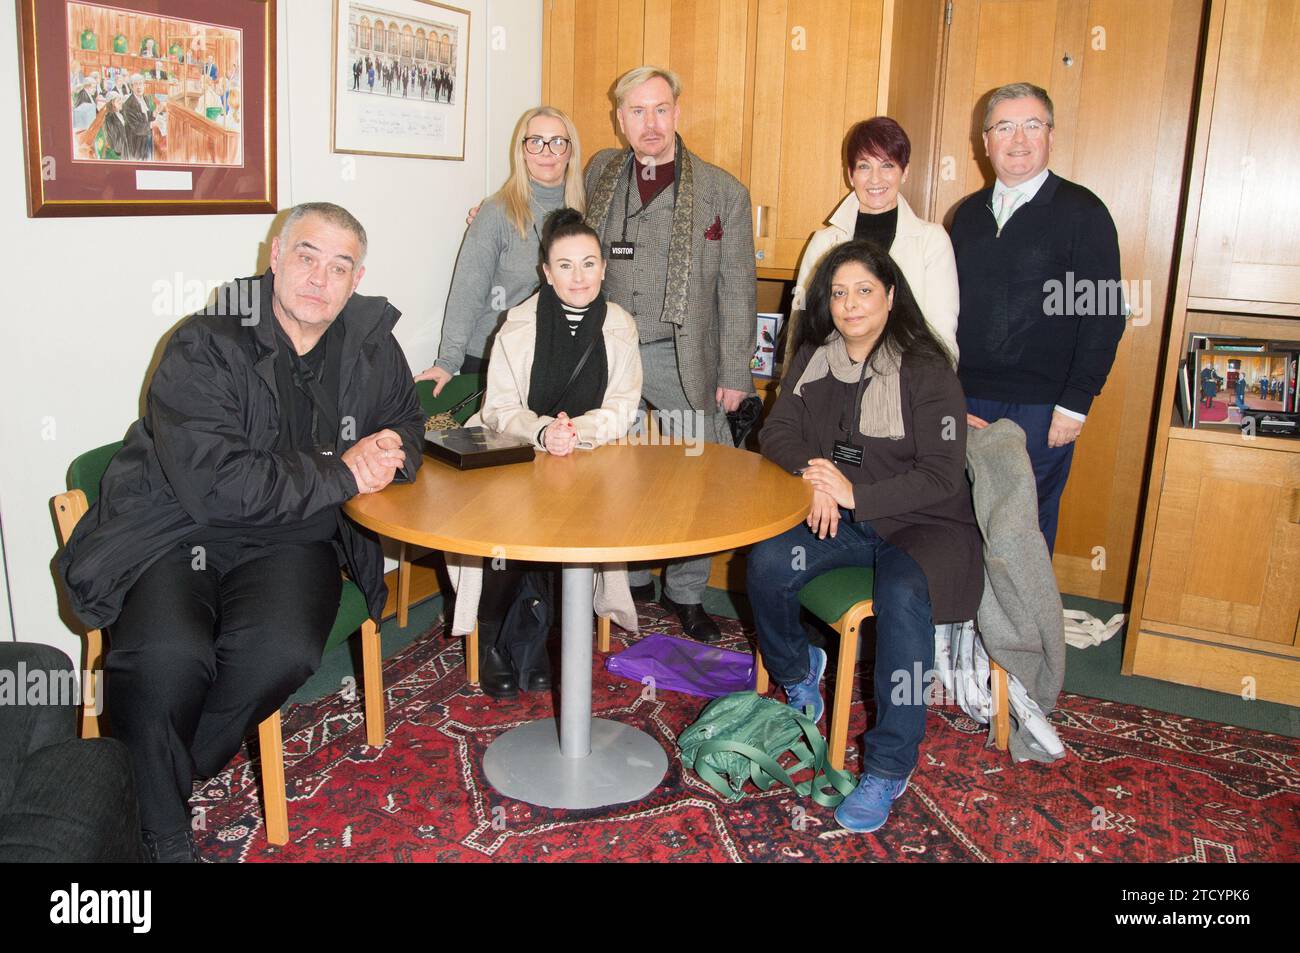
[[1145, 437, 1300, 645], [1189, 0, 1300, 308], [542, 0, 756, 182], [932, 0, 1203, 602], [749, 0, 886, 274]]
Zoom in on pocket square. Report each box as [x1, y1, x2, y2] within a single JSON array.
[[704, 215, 723, 241]]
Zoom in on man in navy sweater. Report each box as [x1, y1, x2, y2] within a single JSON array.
[[952, 82, 1125, 554]]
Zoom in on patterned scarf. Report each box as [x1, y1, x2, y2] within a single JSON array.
[[792, 333, 905, 440], [585, 134, 695, 328]]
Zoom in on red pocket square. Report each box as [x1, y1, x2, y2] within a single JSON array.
[[704, 215, 723, 240]]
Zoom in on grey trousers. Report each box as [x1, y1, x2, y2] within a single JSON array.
[[629, 339, 733, 604]]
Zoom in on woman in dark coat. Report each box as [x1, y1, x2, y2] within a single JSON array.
[[747, 239, 982, 834]]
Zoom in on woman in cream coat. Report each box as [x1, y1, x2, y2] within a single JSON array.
[[788, 117, 959, 368], [450, 208, 642, 699]]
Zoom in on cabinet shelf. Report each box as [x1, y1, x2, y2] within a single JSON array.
[[1167, 425, 1299, 453]]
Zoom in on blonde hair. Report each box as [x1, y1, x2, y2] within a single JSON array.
[[613, 66, 682, 107], [495, 106, 585, 239]]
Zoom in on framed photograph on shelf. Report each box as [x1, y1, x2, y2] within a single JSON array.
[[331, 0, 470, 160], [17, 0, 277, 217], [751, 312, 783, 378]]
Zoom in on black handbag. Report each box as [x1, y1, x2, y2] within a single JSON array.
[[727, 394, 765, 448], [500, 569, 554, 682]]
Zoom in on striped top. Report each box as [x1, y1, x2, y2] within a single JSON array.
[[561, 301, 588, 337]]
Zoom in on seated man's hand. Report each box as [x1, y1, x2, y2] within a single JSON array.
[[343, 429, 407, 494]]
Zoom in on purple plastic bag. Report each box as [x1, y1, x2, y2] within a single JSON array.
[[604, 633, 756, 699]]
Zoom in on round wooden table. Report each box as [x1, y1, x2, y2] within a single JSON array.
[[345, 443, 810, 809]]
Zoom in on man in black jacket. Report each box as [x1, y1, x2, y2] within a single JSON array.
[[952, 82, 1125, 553], [59, 202, 425, 861]]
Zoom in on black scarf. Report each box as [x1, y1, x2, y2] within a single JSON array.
[[528, 283, 608, 419]]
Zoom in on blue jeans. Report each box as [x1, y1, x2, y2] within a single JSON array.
[[966, 398, 1074, 554], [747, 518, 934, 780]]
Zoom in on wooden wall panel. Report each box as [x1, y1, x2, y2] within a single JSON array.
[[886, 0, 947, 218], [931, 0, 1201, 602], [1190, 0, 1300, 304]]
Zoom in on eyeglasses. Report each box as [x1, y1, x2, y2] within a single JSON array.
[[522, 136, 570, 156], [985, 118, 1052, 140]]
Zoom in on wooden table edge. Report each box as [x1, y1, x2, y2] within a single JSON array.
[[342, 506, 810, 563]]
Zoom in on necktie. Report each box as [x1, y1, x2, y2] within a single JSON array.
[[995, 189, 1024, 231]]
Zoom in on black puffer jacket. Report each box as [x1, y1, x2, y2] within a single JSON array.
[[58, 271, 426, 628]]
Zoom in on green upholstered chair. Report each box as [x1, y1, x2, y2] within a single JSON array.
[[754, 565, 1009, 770], [398, 374, 484, 627], [52, 440, 384, 847], [397, 374, 485, 654]]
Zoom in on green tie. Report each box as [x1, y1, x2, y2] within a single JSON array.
[[995, 189, 1024, 231]]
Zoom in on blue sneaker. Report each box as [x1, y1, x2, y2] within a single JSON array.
[[834, 772, 912, 833], [782, 645, 827, 723]]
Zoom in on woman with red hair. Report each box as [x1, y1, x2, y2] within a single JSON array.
[[788, 117, 959, 368]]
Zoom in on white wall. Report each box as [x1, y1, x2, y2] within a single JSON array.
[[0, 0, 541, 655]]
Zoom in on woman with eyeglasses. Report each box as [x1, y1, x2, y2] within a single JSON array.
[[747, 240, 982, 833], [787, 117, 960, 371], [415, 106, 585, 394]]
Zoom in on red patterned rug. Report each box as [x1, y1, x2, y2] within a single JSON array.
[[190, 605, 1300, 863]]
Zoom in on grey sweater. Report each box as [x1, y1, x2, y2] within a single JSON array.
[[433, 179, 567, 373]]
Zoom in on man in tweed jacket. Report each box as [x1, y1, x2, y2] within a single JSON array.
[[585, 65, 757, 642]]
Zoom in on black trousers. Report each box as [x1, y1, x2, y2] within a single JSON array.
[[105, 540, 340, 836]]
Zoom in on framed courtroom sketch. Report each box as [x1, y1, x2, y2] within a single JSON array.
[[331, 0, 470, 160], [17, 0, 276, 217]]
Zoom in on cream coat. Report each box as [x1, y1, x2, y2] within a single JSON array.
[[472, 292, 643, 450], [450, 290, 643, 638], [790, 193, 960, 366]]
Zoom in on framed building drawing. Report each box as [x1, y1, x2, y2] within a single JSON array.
[[331, 0, 470, 160]]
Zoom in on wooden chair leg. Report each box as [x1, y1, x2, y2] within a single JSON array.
[[259, 711, 288, 846], [467, 624, 479, 685], [81, 628, 103, 739], [754, 648, 769, 694], [991, 659, 1010, 752], [397, 542, 412, 629], [596, 614, 611, 653], [361, 619, 385, 747], [829, 603, 870, 772]]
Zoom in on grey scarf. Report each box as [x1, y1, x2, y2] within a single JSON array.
[[792, 334, 905, 440], [585, 136, 694, 328]]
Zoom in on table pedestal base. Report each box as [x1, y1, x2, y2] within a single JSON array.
[[483, 717, 668, 809]]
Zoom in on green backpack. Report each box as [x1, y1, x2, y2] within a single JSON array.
[[679, 691, 857, 807]]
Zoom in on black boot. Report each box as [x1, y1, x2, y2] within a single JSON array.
[[515, 637, 552, 693], [477, 619, 519, 699], [142, 829, 200, 863]]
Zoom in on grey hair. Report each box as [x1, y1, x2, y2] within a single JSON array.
[[613, 65, 682, 107], [129, 73, 146, 85], [983, 82, 1054, 131], [281, 202, 368, 263]]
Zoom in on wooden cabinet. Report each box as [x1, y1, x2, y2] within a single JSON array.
[[1125, 0, 1300, 706], [542, 0, 889, 277], [1145, 435, 1300, 644], [748, 0, 886, 273], [1188, 0, 1300, 312], [542, 0, 758, 184]]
